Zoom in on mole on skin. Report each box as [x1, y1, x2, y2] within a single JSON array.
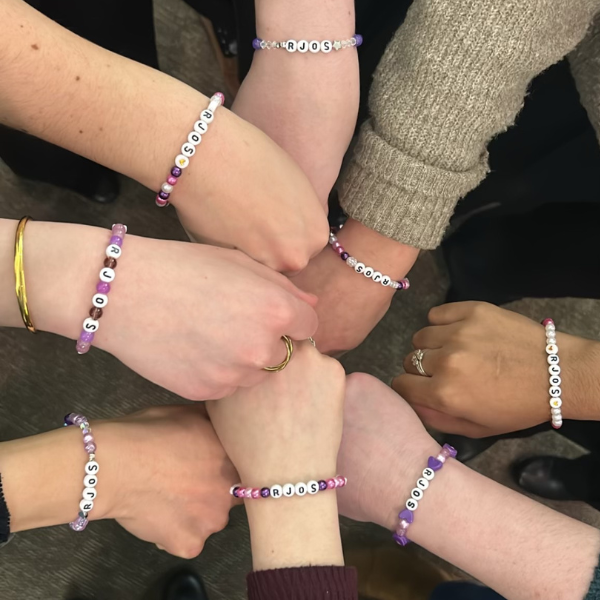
[[31, 44, 39, 50]]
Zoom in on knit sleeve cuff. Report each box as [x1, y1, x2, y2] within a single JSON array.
[[339, 122, 490, 250], [247, 566, 357, 600]]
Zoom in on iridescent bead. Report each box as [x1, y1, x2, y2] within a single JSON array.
[[167, 176, 178, 186], [443, 444, 458, 458], [72, 414, 86, 426], [244, 489, 253, 499], [64, 413, 76, 425], [326, 479, 336, 490], [84, 442, 97, 454], [260, 487, 270, 498], [399, 519, 410, 530], [402, 278, 411, 290], [542, 318, 554, 327], [341, 252, 349, 260], [346, 257, 358, 268], [232, 487, 240, 498], [69, 516, 88, 532], [76, 341, 91, 355], [83, 434, 94, 444], [111, 224, 127, 238], [158, 190, 170, 200], [96, 281, 110, 294], [89, 307, 103, 320], [318, 480, 328, 491], [237, 487, 246, 498], [171, 167, 182, 178], [251, 488, 260, 499], [333, 242, 342, 250], [336, 246, 345, 255]]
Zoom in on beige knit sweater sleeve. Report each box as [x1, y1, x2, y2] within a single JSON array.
[[340, 0, 600, 249]]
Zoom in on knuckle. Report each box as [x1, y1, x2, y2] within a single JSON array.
[[268, 294, 296, 328]]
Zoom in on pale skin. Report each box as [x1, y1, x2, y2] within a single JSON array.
[[338, 374, 600, 600], [394, 301, 600, 437]]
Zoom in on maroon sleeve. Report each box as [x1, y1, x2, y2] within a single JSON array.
[[247, 566, 358, 599]]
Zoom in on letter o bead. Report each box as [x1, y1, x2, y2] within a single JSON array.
[[295, 482, 307, 497]]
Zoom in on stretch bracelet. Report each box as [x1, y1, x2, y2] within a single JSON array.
[[543, 318, 563, 429], [64, 413, 100, 532], [230, 476, 347, 499], [252, 35, 363, 53], [329, 231, 410, 291], [156, 92, 225, 208], [0, 474, 10, 545], [76, 224, 127, 354], [394, 444, 457, 547]]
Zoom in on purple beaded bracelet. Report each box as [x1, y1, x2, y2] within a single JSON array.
[[394, 444, 457, 546], [252, 35, 363, 53], [64, 413, 100, 532], [76, 224, 127, 355], [230, 476, 346, 500], [155, 92, 224, 208]]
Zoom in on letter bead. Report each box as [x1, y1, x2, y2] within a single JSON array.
[[406, 498, 418, 511], [286, 40, 297, 52], [550, 398, 562, 409], [181, 143, 196, 158], [307, 480, 320, 495], [297, 40, 309, 53], [546, 343, 559, 354], [85, 460, 100, 475], [549, 365, 561, 376], [188, 131, 202, 145], [548, 354, 560, 364], [411, 488, 423, 501], [270, 485, 283, 498], [92, 293, 108, 308], [309, 40, 320, 53], [106, 244, 122, 259], [200, 109, 214, 124], [416, 477, 429, 490], [83, 318, 99, 333], [282, 483, 295, 497], [194, 120, 208, 135], [550, 386, 562, 397], [363, 266, 374, 278], [99, 267, 115, 282], [83, 487, 97, 501], [84, 474, 98, 488], [422, 467, 435, 481], [175, 154, 190, 169], [381, 275, 392, 286], [80, 499, 94, 513], [321, 40, 332, 53], [354, 262, 365, 274], [295, 483, 307, 496], [372, 271, 383, 283], [549, 375, 562, 387]]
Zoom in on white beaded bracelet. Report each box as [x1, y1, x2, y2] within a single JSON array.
[[253, 35, 363, 53], [543, 318, 563, 429]]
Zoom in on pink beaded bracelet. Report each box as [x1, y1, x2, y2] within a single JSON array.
[[155, 92, 225, 207], [329, 230, 410, 291], [230, 476, 347, 499], [64, 413, 99, 532], [76, 224, 127, 354], [394, 444, 457, 547]]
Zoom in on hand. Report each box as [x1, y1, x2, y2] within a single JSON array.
[[337, 373, 439, 530], [292, 219, 419, 354], [27, 222, 319, 400], [175, 109, 329, 273], [393, 302, 600, 437]]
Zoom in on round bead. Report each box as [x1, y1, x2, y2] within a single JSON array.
[[200, 109, 214, 124], [84, 442, 96, 454], [549, 375, 562, 387], [354, 34, 363, 46], [85, 460, 100, 475], [156, 196, 169, 207], [381, 275, 392, 287], [79, 330, 94, 343], [550, 398, 562, 409], [106, 244, 122, 260], [76, 341, 91, 354], [286, 40, 297, 52], [411, 488, 424, 501], [372, 271, 383, 283], [111, 224, 127, 238], [363, 266, 374, 278], [399, 520, 410, 530], [104, 257, 117, 269], [83, 487, 97, 501], [547, 354, 560, 365], [251, 488, 260, 499], [552, 422, 563, 430], [326, 478, 336, 490], [175, 155, 190, 169], [84, 474, 98, 488], [341, 252, 349, 261], [236, 487, 246, 498], [252, 38, 262, 50], [89, 307, 103, 320], [318, 480, 328, 491], [162, 182, 174, 194], [297, 40, 309, 53], [550, 386, 562, 397], [82, 317, 99, 333], [546, 343, 559, 355], [346, 256, 358, 268], [551, 407, 562, 416], [354, 262, 365, 274], [406, 498, 418, 511], [212, 92, 225, 105], [83, 434, 94, 446], [167, 176, 178, 187], [99, 267, 115, 282], [416, 477, 429, 490], [309, 40, 320, 53], [282, 483, 295, 497], [180, 143, 196, 158], [158, 191, 170, 200], [549, 365, 561, 376], [547, 337, 557, 346], [422, 467, 435, 481], [188, 132, 202, 146], [401, 278, 411, 290], [109, 236, 123, 247], [295, 482, 307, 496], [336, 246, 345, 255], [229, 485, 239, 495], [542, 318, 554, 327], [194, 120, 209, 135], [321, 40, 332, 53], [171, 166, 182, 177], [270, 484, 283, 499], [80, 499, 94, 513], [329, 232, 337, 244], [244, 488, 253, 499], [260, 487, 270, 498], [307, 480, 320, 495]]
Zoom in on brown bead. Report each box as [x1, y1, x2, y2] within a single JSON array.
[[89, 307, 103, 320], [104, 257, 117, 269]]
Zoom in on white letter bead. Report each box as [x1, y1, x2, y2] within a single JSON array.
[[309, 40, 320, 53], [550, 398, 562, 409], [84, 474, 98, 488], [406, 498, 418, 511], [83, 318, 99, 333], [422, 467, 435, 481], [282, 483, 295, 497], [85, 460, 100, 475], [80, 499, 94, 513], [188, 131, 202, 145], [411, 488, 424, 500], [307, 480, 319, 495], [200, 110, 214, 124], [416, 477, 429, 490], [354, 262, 365, 274], [175, 154, 190, 169], [549, 375, 562, 387], [180, 144, 196, 158], [194, 120, 208, 135], [549, 365, 561, 376], [550, 386, 562, 397], [364, 266, 374, 278], [106, 244, 122, 259], [547, 354, 560, 365], [297, 40, 309, 53], [92, 293, 108, 308], [372, 271, 383, 283], [83, 487, 98, 500], [295, 483, 307, 496], [99, 267, 115, 282], [321, 40, 332, 53], [546, 343, 559, 354], [381, 275, 392, 287], [270, 484, 283, 499], [286, 40, 297, 52]]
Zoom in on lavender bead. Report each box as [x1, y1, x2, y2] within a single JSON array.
[[80, 330, 95, 343], [83, 434, 94, 445], [76, 341, 91, 355], [69, 516, 88, 532], [253, 38, 262, 50], [318, 480, 328, 491], [443, 443, 458, 458], [393, 534, 410, 546], [354, 34, 363, 47], [171, 166, 182, 178], [109, 235, 123, 247], [84, 442, 97, 454], [398, 509, 414, 523], [260, 487, 270, 498], [72, 414, 87, 426], [428, 456, 443, 471], [82, 428, 90, 436], [111, 224, 127, 238], [96, 281, 111, 294]]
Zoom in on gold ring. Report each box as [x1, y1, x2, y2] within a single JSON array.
[[263, 335, 294, 372], [412, 349, 430, 377]]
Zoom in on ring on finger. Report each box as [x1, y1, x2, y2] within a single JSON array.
[[412, 349, 431, 377], [263, 335, 294, 372]]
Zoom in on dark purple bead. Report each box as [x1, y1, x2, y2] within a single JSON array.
[[252, 38, 262, 50], [158, 191, 170, 200], [354, 34, 363, 47], [171, 167, 182, 178], [318, 480, 328, 491], [341, 252, 349, 261], [64, 413, 74, 426], [428, 456, 443, 471], [260, 487, 270, 498], [232, 487, 240, 498]]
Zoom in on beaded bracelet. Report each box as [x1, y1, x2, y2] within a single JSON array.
[[156, 92, 224, 208], [64, 413, 100, 532], [328, 231, 410, 291], [230, 476, 347, 499], [252, 35, 363, 53], [543, 318, 563, 429], [0, 473, 11, 545], [76, 224, 127, 354], [394, 444, 457, 547]]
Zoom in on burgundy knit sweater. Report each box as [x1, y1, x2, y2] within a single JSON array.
[[247, 566, 358, 599]]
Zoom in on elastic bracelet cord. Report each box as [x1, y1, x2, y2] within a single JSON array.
[[155, 92, 225, 208], [0, 473, 11, 545], [543, 318, 563, 429], [231, 476, 347, 499], [253, 35, 363, 53], [394, 444, 457, 547], [64, 413, 99, 532], [14, 216, 36, 333]]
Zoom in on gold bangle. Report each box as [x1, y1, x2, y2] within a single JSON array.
[[14, 216, 36, 333]]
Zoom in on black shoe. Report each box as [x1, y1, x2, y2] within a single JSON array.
[[513, 456, 576, 501], [163, 570, 209, 600], [441, 434, 498, 462]]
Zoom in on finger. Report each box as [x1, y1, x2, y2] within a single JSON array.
[[403, 348, 441, 376], [410, 404, 491, 438], [392, 373, 435, 405], [428, 301, 485, 326], [279, 294, 319, 340], [411, 325, 457, 350]]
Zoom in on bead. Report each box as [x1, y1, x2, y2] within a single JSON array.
[[106, 244, 122, 260], [370, 271, 382, 283], [550, 398, 562, 408], [329, 232, 338, 243], [236, 487, 246, 498], [79, 499, 94, 514], [354, 262, 365, 274], [321, 40, 332, 53], [85, 461, 100, 475], [549, 375, 562, 387], [395, 527, 407, 538], [297, 40, 309, 53], [326, 478, 336, 490], [393, 534, 410, 546], [354, 34, 363, 46], [82, 318, 99, 333], [550, 386, 562, 397], [180, 143, 196, 158], [200, 109, 214, 124], [72, 415, 86, 426], [286, 40, 297, 52], [76, 341, 91, 355], [428, 456, 443, 471], [84, 474, 98, 488], [340, 252, 349, 261], [363, 266, 374, 278], [346, 256, 358, 268], [70, 516, 88, 532], [92, 293, 108, 309], [99, 267, 115, 283], [552, 422, 563, 430], [406, 498, 418, 511], [318, 480, 328, 491], [161, 182, 174, 194], [82, 434, 94, 445], [551, 407, 562, 416], [156, 196, 169, 208], [175, 155, 190, 169], [547, 337, 557, 345], [194, 120, 209, 135], [260, 41, 268, 49], [171, 166, 182, 178], [422, 467, 435, 481], [381, 275, 392, 287], [398, 509, 414, 524], [549, 365, 561, 376], [309, 40, 320, 53], [84, 442, 96, 454], [399, 519, 410, 530], [89, 307, 103, 320], [295, 482, 307, 496], [252, 38, 262, 50], [260, 487, 270, 498], [158, 191, 170, 201], [542, 318, 554, 327], [443, 444, 458, 458], [229, 485, 239, 495], [411, 488, 424, 501], [332, 241, 342, 250], [416, 478, 429, 490], [270, 484, 283, 499], [251, 488, 260, 499], [282, 483, 295, 497], [166, 177, 178, 188], [104, 258, 118, 271], [401, 278, 411, 290], [547, 354, 560, 365], [351, 37, 357, 46], [307, 480, 319, 495], [244, 488, 253, 499], [83, 487, 97, 501], [109, 236, 123, 248], [546, 343, 559, 355], [111, 224, 127, 238], [333, 40, 342, 51]]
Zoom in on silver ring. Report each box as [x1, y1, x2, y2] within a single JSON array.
[[308, 337, 316, 348], [412, 349, 430, 377]]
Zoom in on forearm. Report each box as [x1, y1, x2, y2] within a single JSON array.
[[381, 460, 600, 600]]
